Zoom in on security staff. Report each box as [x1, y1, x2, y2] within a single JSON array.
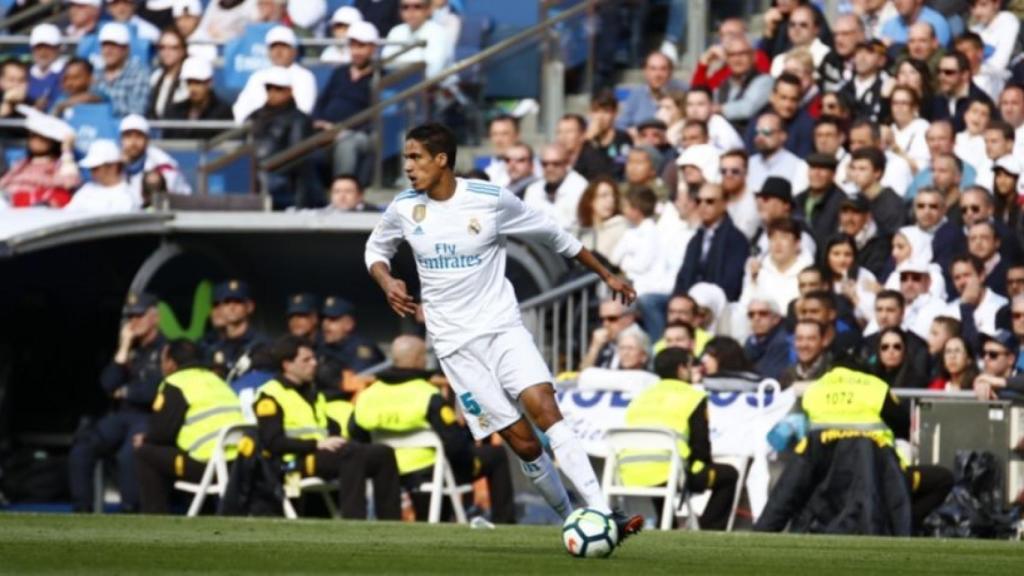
[[255, 335, 401, 520], [134, 339, 246, 514], [69, 292, 165, 513], [205, 279, 267, 377], [349, 335, 516, 524], [620, 347, 738, 530], [317, 295, 384, 373], [285, 292, 320, 345]]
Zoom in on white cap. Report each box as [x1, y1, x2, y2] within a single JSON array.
[[80, 139, 123, 168], [897, 258, 930, 275], [171, 0, 202, 17], [265, 25, 297, 48], [331, 5, 362, 25], [676, 143, 721, 184], [688, 282, 726, 322], [68, 0, 101, 6], [287, 0, 326, 28], [30, 23, 61, 47], [263, 66, 292, 88], [18, 105, 74, 142], [994, 155, 1021, 177], [180, 56, 213, 81], [119, 114, 150, 135], [98, 22, 130, 46], [347, 20, 380, 45]]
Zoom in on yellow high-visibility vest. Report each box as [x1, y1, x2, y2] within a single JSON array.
[[161, 368, 245, 462], [354, 378, 437, 474], [620, 378, 707, 487]]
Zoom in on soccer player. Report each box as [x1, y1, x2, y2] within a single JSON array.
[[365, 123, 643, 538]]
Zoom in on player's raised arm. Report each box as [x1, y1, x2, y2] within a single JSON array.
[[496, 189, 635, 305], [365, 205, 418, 317]]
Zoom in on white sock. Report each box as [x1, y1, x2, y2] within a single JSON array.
[[546, 420, 611, 514], [520, 452, 572, 519]]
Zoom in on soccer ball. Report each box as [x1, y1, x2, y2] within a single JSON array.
[[561, 507, 619, 559]]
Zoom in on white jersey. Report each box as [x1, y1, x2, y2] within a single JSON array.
[[365, 178, 583, 358]]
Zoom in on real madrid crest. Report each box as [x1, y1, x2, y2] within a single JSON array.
[[468, 217, 482, 235], [413, 204, 426, 223]]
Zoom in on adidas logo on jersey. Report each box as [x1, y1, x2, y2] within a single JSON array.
[[413, 225, 424, 235]]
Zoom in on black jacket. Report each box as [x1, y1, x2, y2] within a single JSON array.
[[795, 185, 845, 246], [745, 322, 792, 381], [931, 82, 995, 133], [857, 233, 892, 280], [674, 214, 749, 301], [250, 100, 319, 209], [162, 95, 233, 139], [868, 187, 906, 236], [99, 334, 165, 413]]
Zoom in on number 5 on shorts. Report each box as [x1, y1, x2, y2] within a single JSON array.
[[459, 392, 482, 416]]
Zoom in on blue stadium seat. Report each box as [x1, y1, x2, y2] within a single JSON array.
[[5, 147, 25, 168], [62, 103, 119, 155], [166, 149, 253, 195], [473, 155, 491, 171], [219, 23, 275, 97]]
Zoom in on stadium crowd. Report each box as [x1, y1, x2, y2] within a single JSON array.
[[3, 0, 1024, 531]]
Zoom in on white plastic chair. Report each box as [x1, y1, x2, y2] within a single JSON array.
[[173, 424, 250, 517], [281, 476, 340, 519], [375, 429, 472, 524], [602, 426, 699, 531]]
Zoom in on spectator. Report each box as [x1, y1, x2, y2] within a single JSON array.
[[719, 149, 759, 240], [954, 97, 995, 175], [610, 187, 663, 296], [700, 36, 773, 133], [50, 57, 104, 118], [896, 257, 949, 339], [998, 85, 1024, 158], [147, 28, 188, 118], [249, 67, 319, 209], [92, 23, 150, 117], [483, 115, 528, 186], [581, 298, 639, 370], [780, 319, 832, 388], [106, 0, 160, 42], [285, 293, 320, 344], [27, 24, 66, 109], [744, 73, 815, 157], [504, 142, 539, 198], [68, 292, 164, 513], [0, 59, 29, 122], [970, 0, 1020, 76], [634, 119, 677, 173], [794, 153, 844, 246], [586, 90, 632, 180], [761, 0, 833, 59], [822, 233, 879, 324], [556, 113, 613, 181], [883, 226, 947, 301], [812, 114, 847, 164], [317, 295, 384, 373], [119, 114, 191, 202], [929, 334, 978, 390], [134, 339, 245, 514], [233, 26, 317, 122], [743, 295, 791, 380], [945, 254, 1008, 334], [742, 217, 814, 313], [381, 0, 451, 78], [975, 119, 1016, 192], [838, 194, 891, 279], [429, 0, 461, 58], [623, 146, 666, 200], [746, 111, 809, 194], [859, 0, 899, 40], [872, 327, 928, 388], [674, 143, 720, 203], [839, 40, 892, 123], [908, 120, 976, 199], [864, 288, 930, 365], [932, 51, 993, 132], [847, 148, 905, 235], [699, 336, 756, 379], [898, 22, 943, 80], [880, 0, 952, 47], [195, 0, 258, 44], [933, 186, 1019, 270], [162, 57, 233, 138], [926, 315, 961, 370], [616, 51, 684, 131], [254, 0, 286, 23], [893, 58, 936, 119], [967, 221, 1007, 296], [652, 295, 712, 354], [991, 156, 1022, 226], [523, 144, 588, 230], [321, 6, 363, 64], [780, 48, 823, 119], [691, 18, 771, 90], [752, 176, 818, 257], [955, 32, 1001, 100], [844, 119, 913, 199], [674, 183, 749, 302], [313, 20, 379, 184], [974, 329, 1019, 394], [65, 139, 136, 212], [204, 279, 267, 376], [574, 175, 628, 261], [684, 87, 744, 153], [910, 188, 947, 235], [656, 90, 686, 148], [615, 329, 651, 371], [0, 109, 80, 207], [770, 5, 844, 93], [888, 84, 932, 174], [66, 0, 103, 40], [831, 13, 866, 75], [324, 174, 380, 213]]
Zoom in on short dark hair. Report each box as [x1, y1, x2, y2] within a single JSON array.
[[795, 319, 825, 336], [804, 290, 836, 311], [591, 89, 619, 111], [406, 123, 457, 170], [767, 217, 801, 240], [0, 58, 27, 76], [951, 253, 985, 275], [815, 114, 843, 131], [559, 113, 587, 132], [663, 319, 695, 340], [987, 120, 1016, 141], [271, 335, 312, 370], [488, 114, 519, 132], [701, 336, 754, 372], [720, 148, 748, 166], [683, 119, 708, 137], [849, 118, 881, 145], [851, 147, 886, 173], [66, 56, 94, 75], [943, 51, 970, 73], [687, 86, 712, 100], [775, 72, 802, 91], [876, 289, 906, 310], [955, 32, 984, 51], [625, 187, 657, 217], [332, 173, 362, 193], [165, 339, 202, 369], [965, 97, 995, 117], [653, 347, 694, 379]]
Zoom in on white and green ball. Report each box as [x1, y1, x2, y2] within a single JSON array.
[[561, 508, 619, 558]]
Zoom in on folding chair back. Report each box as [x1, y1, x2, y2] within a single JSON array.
[[174, 424, 250, 517], [602, 426, 691, 531], [375, 429, 469, 524]]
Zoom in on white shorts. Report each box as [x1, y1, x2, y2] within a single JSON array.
[[438, 325, 553, 440]]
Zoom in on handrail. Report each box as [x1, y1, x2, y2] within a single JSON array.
[[520, 272, 600, 310], [0, 2, 63, 32], [0, 117, 240, 133], [259, 0, 599, 174]]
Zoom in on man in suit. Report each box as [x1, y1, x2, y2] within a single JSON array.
[[673, 183, 750, 302], [932, 51, 994, 133], [933, 186, 1021, 276]]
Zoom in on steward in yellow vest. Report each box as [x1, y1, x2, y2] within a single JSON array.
[[135, 339, 246, 514], [620, 347, 738, 530], [348, 335, 516, 524], [254, 336, 402, 520]]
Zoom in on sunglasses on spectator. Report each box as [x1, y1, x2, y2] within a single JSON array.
[[880, 343, 903, 352], [938, 68, 960, 76], [983, 349, 1007, 359], [720, 167, 744, 176], [601, 315, 622, 323], [962, 204, 983, 213], [900, 272, 925, 282], [696, 197, 720, 205], [915, 202, 939, 210], [747, 309, 772, 319]]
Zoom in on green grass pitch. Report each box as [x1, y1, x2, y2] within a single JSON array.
[[1, 514, 1021, 575]]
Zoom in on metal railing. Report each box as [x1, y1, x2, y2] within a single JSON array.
[[0, 2, 64, 33], [520, 272, 602, 374]]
